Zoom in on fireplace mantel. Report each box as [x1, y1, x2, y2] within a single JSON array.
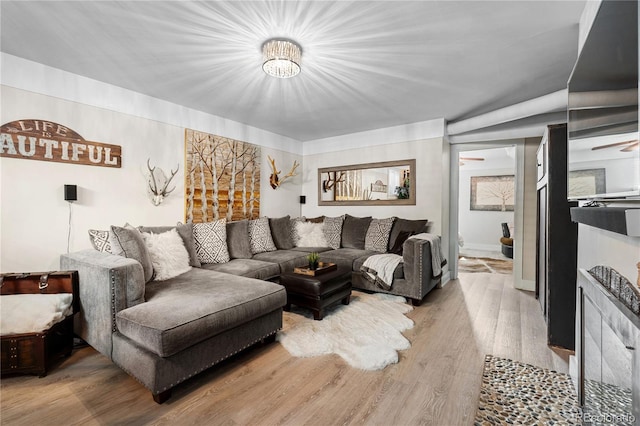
[[571, 207, 640, 237]]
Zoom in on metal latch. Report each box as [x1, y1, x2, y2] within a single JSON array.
[[39, 274, 49, 290]]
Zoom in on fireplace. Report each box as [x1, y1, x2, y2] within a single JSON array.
[[576, 268, 639, 425]]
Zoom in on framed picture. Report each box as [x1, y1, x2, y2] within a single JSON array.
[[568, 168, 606, 198], [470, 175, 515, 211], [370, 180, 387, 193]]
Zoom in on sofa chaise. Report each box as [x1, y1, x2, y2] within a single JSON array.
[[61, 214, 443, 403]]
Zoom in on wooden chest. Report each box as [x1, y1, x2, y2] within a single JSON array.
[[1, 271, 79, 377]]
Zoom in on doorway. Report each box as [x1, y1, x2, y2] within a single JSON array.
[[456, 146, 515, 275], [449, 139, 529, 289]]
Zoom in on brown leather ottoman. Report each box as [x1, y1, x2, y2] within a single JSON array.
[[279, 265, 352, 320]]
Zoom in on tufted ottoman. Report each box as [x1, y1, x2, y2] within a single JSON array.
[[279, 265, 352, 320]]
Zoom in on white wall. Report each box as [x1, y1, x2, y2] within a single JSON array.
[[300, 126, 450, 279], [0, 86, 301, 271], [458, 166, 515, 251]]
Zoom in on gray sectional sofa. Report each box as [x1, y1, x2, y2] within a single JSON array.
[[61, 214, 442, 403]]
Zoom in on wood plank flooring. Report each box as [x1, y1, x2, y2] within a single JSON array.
[[0, 272, 570, 425]]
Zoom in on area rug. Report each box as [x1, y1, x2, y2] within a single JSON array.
[[458, 256, 513, 274], [276, 292, 413, 370], [474, 355, 582, 425]]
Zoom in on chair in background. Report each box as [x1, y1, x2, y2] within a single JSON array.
[[500, 223, 513, 259]]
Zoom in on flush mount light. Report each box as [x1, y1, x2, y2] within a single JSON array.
[[262, 39, 301, 78]]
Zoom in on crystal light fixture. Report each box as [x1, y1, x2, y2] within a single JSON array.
[[262, 39, 301, 78]]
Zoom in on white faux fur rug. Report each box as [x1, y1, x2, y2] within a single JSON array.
[[276, 291, 414, 370]]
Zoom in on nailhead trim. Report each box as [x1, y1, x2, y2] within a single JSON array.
[[115, 329, 280, 394], [110, 271, 117, 333]]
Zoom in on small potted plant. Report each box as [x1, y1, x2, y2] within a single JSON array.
[[307, 252, 319, 270]]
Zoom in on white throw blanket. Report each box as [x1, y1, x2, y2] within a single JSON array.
[[361, 253, 404, 290], [409, 233, 445, 277], [0, 294, 73, 335]]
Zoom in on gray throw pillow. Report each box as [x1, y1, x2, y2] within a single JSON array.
[[226, 220, 253, 259], [110, 225, 154, 283], [138, 223, 201, 267], [365, 217, 396, 252], [323, 215, 345, 249], [388, 218, 429, 251], [269, 215, 294, 249], [341, 215, 372, 249]]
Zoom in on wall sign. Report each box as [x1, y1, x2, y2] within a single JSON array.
[[0, 119, 121, 168]]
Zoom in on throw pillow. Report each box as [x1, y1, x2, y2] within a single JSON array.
[[226, 220, 253, 259], [341, 215, 372, 249], [290, 216, 306, 246], [110, 225, 155, 283], [390, 230, 415, 256], [387, 218, 429, 252], [295, 222, 328, 247], [323, 215, 345, 249], [248, 217, 277, 254], [193, 219, 231, 264], [269, 215, 294, 250], [88, 229, 113, 253], [142, 229, 191, 281], [365, 217, 396, 252], [306, 216, 325, 223], [138, 223, 201, 267]]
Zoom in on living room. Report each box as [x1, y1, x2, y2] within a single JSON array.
[[2, 1, 640, 424]]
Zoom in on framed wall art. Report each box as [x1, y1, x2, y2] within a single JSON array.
[[470, 175, 515, 211]]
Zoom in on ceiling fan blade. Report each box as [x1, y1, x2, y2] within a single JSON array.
[[621, 141, 639, 152], [591, 140, 637, 150]]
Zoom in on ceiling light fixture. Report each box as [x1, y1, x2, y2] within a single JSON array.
[[262, 39, 301, 78]]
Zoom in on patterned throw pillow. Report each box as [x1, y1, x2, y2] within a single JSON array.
[[248, 217, 277, 254], [323, 215, 345, 249], [365, 217, 396, 252], [88, 229, 112, 253], [193, 219, 230, 264]]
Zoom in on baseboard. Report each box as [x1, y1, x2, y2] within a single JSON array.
[[439, 271, 451, 288], [514, 278, 535, 292], [462, 243, 501, 252]]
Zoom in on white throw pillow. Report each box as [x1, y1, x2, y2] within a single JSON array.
[[193, 219, 231, 264], [295, 221, 328, 247], [143, 229, 192, 281]]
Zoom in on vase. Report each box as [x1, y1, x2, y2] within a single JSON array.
[[309, 261, 319, 270]]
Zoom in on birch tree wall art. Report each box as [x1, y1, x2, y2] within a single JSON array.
[[185, 129, 261, 223]]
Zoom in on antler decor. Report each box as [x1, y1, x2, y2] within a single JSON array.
[[268, 155, 299, 189], [322, 171, 346, 192], [147, 158, 179, 206]]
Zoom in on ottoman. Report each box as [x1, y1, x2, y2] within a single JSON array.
[[279, 265, 352, 320]]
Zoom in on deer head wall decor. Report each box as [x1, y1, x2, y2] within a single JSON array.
[[322, 171, 345, 192], [146, 158, 179, 206], [268, 155, 299, 189]]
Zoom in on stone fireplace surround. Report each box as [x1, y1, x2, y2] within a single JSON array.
[[573, 206, 640, 425]]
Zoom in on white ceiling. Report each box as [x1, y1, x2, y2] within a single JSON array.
[[0, 1, 586, 142]]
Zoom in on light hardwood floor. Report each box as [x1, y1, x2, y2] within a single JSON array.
[[0, 272, 570, 426]]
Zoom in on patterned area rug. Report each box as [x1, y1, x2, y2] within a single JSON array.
[[459, 256, 513, 274], [475, 355, 581, 425], [277, 291, 413, 370]]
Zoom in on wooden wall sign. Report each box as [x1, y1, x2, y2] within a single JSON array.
[[0, 119, 121, 168]]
